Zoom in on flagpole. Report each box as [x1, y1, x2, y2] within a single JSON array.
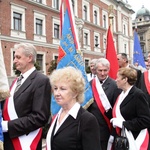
[[108, 5, 114, 33]]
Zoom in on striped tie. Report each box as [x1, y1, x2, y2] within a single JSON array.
[[15, 75, 23, 92]]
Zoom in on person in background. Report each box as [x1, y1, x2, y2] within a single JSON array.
[[87, 58, 121, 150], [117, 53, 141, 87], [46, 66, 101, 150], [111, 67, 150, 149], [134, 62, 146, 72], [2, 43, 51, 150], [87, 59, 97, 82], [137, 51, 150, 106], [145, 59, 150, 70]]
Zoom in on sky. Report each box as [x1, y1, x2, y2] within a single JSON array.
[[127, 0, 150, 19]]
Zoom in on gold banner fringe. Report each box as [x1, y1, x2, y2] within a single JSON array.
[[0, 90, 10, 101], [0, 141, 3, 150], [83, 98, 94, 110]]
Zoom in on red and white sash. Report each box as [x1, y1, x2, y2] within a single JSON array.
[[144, 71, 150, 94], [3, 79, 42, 150], [92, 76, 112, 131], [113, 92, 149, 150]]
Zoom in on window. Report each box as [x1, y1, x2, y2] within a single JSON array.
[[53, 0, 59, 10], [83, 29, 90, 50], [13, 12, 22, 31], [84, 33, 88, 45], [36, 0, 42, 3], [82, 1, 90, 21], [54, 24, 60, 39], [11, 4, 26, 38], [36, 19, 43, 35], [103, 15, 106, 28], [124, 44, 127, 52], [52, 18, 60, 44], [123, 24, 126, 35], [102, 10, 108, 29], [36, 54, 43, 71], [84, 59, 89, 70], [140, 35, 143, 41], [93, 6, 100, 25], [34, 12, 46, 42], [122, 19, 128, 36], [95, 36, 99, 47], [83, 5, 87, 20], [103, 37, 106, 49], [94, 10, 97, 25]]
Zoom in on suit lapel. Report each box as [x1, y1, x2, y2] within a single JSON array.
[[14, 70, 37, 99], [102, 77, 110, 91], [120, 86, 135, 107], [53, 107, 83, 137]]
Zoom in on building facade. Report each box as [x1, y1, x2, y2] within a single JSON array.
[[132, 6, 150, 59], [0, 0, 134, 77]]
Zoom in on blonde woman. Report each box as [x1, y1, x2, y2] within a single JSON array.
[[46, 66, 101, 150]]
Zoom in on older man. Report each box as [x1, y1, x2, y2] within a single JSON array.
[[87, 58, 121, 150], [2, 43, 51, 150]]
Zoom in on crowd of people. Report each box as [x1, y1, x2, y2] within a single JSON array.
[[1, 43, 150, 150]]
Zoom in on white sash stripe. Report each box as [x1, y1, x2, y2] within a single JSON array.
[[95, 76, 112, 111], [46, 115, 58, 150], [7, 80, 41, 150]]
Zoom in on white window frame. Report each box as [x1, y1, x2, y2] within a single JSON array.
[[52, 0, 60, 10], [71, 0, 78, 17], [82, 1, 90, 22], [52, 17, 60, 45], [93, 5, 100, 25], [34, 11, 46, 42], [83, 28, 91, 50], [94, 32, 100, 52], [36, 51, 46, 74], [103, 35, 106, 50], [11, 4, 26, 39], [102, 10, 108, 29], [33, 0, 46, 5]]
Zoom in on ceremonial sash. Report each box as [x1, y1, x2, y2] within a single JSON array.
[[92, 77, 112, 131], [3, 79, 42, 150], [112, 93, 149, 150], [144, 71, 150, 94]]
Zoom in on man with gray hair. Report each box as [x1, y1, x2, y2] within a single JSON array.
[[2, 43, 51, 150], [87, 59, 97, 81], [88, 58, 121, 150]]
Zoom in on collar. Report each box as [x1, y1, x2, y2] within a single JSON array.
[[58, 102, 80, 119], [21, 67, 36, 84]]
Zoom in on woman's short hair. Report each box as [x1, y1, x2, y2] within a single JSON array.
[[118, 67, 137, 85], [50, 66, 85, 104], [14, 43, 37, 63]]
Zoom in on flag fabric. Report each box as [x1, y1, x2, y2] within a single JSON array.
[[51, 0, 93, 115], [133, 31, 146, 68], [106, 26, 119, 79]]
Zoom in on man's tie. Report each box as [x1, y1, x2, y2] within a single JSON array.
[[14, 75, 23, 92]]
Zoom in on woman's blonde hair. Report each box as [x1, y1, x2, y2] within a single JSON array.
[[50, 66, 85, 104], [118, 67, 137, 85]]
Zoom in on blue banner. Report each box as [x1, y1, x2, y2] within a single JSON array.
[[133, 31, 146, 68], [51, 9, 93, 115]]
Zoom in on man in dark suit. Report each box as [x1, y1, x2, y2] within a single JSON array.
[[117, 53, 141, 87], [2, 43, 51, 150], [87, 58, 121, 150]]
